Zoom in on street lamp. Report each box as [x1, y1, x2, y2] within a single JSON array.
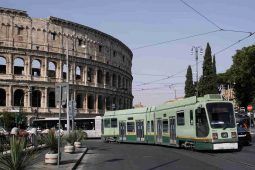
[[190, 46, 203, 100]]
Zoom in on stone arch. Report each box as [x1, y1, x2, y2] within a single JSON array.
[[87, 67, 94, 82], [112, 74, 117, 87], [76, 93, 83, 108], [105, 72, 110, 85], [97, 69, 103, 84], [0, 56, 6, 74], [48, 91, 55, 107], [76, 66, 82, 80], [32, 90, 41, 107], [48, 61, 56, 78], [14, 89, 24, 106], [118, 75, 121, 88], [32, 59, 41, 76], [106, 96, 111, 110], [98, 95, 104, 110], [87, 94, 94, 109], [0, 88, 6, 106], [63, 64, 67, 79], [14, 57, 25, 75]]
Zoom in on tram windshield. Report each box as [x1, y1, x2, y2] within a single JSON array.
[[206, 103, 235, 129]]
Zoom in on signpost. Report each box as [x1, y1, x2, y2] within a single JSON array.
[[55, 83, 68, 168], [68, 100, 77, 130]]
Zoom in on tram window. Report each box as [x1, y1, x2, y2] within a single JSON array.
[[196, 108, 209, 137], [190, 110, 194, 125], [163, 120, 168, 133], [104, 119, 110, 128], [177, 112, 185, 126], [151, 121, 154, 132], [111, 118, 117, 128], [127, 122, 135, 132], [147, 121, 150, 133]]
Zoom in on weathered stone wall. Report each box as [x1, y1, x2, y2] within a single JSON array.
[[0, 7, 133, 120]]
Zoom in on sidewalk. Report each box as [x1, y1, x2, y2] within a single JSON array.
[[28, 147, 88, 170]]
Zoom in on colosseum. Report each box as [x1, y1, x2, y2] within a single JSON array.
[[0, 7, 133, 125]]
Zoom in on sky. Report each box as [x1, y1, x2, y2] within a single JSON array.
[[1, 0, 254, 106]]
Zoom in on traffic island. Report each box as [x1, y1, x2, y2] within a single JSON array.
[[28, 147, 88, 170]]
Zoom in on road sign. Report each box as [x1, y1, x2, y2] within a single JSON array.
[[55, 83, 69, 106], [247, 105, 253, 112]]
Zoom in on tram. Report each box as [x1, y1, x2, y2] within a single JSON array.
[[32, 116, 102, 138], [102, 94, 238, 150]]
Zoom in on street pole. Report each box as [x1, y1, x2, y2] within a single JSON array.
[[191, 46, 203, 101], [57, 86, 62, 168], [66, 42, 70, 134]]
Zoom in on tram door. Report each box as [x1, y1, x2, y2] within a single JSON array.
[[119, 121, 126, 141], [169, 117, 176, 144], [156, 119, 162, 143], [136, 120, 144, 141]]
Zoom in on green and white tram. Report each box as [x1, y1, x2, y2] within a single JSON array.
[[102, 94, 238, 150]]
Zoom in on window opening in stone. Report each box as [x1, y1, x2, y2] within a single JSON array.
[[48, 61, 56, 78], [105, 72, 110, 85], [0, 56, 6, 74], [76, 66, 81, 80], [118, 75, 121, 88], [63, 64, 67, 80], [97, 70, 103, 84], [48, 91, 55, 107], [14, 89, 24, 106], [32, 90, 41, 107], [99, 45, 102, 52], [0, 88, 6, 106], [50, 32, 56, 40], [14, 58, 24, 75], [98, 95, 103, 110], [76, 94, 83, 108], [32, 59, 41, 77], [106, 96, 111, 110], [87, 68, 93, 82], [17, 27, 24, 35], [88, 95, 94, 110], [112, 74, 117, 87]]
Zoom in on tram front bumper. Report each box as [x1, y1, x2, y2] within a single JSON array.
[[213, 142, 238, 150]]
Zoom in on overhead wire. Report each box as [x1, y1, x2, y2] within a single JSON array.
[[132, 29, 221, 50], [134, 33, 255, 88]]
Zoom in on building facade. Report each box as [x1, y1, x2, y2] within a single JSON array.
[[0, 7, 133, 122]]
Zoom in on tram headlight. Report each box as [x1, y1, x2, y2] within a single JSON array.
[[212, 133, 218, 140], [231, 132, 237, 138]]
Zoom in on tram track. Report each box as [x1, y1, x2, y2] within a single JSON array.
[[205, 152, 255, 169]]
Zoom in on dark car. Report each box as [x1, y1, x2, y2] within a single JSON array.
[[237, 126, 251, 145]]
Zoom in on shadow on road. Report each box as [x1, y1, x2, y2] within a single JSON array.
[[147, 159, 180, 170]]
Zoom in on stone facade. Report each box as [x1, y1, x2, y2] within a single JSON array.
[[0, 7, 133, 121]]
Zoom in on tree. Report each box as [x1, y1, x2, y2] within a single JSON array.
[[185, 65, 195, 97], [198, 43, 218, 96], [229, 45, 255, 107]]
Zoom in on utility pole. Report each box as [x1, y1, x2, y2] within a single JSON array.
[[66, 42, 70, 134], [190, 46, 203, 100]]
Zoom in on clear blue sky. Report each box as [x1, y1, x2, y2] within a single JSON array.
[[1, 0, 254, 106]]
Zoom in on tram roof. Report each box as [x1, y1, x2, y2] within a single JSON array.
[[104, 106, 156, 116]]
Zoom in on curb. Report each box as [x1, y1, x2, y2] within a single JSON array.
[[71, 147, 88, 170]]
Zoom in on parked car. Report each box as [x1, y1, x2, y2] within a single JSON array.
[[237, 125, 251, 145]]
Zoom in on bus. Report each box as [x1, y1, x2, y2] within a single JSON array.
[[32, 116, 102, 138]]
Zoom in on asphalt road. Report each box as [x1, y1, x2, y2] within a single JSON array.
[[77, 137, 255, 170]]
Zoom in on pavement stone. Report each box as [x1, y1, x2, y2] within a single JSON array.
[[28, 147, 88, 170]]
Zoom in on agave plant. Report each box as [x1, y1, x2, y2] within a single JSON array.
[[76, 130, 87, 142], [64, 132, 76, 146], [41, 129, 58, 153], [0, 136, 38, 170]]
